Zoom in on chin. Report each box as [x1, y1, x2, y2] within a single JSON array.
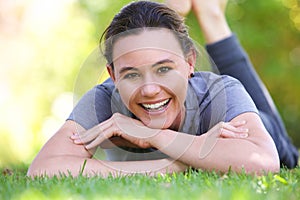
[[140, 117, 173, 129]]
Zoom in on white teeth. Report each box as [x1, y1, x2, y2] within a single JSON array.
[[142, 99, 169, 110]]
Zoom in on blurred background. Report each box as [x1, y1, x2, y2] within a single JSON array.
[[0, 0, 299, 167]]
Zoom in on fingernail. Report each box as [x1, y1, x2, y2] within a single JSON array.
[[70, 135, 75, 139], [74, 139, 81, 143], [240, 133, 248, 138]]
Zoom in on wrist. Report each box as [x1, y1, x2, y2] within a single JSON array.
[[150, 129, 174, 149]]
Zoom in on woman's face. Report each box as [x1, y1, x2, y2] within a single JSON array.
[[110, 29, 194, 129]]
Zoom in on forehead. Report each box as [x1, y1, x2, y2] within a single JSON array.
[[112, 28, 184, 65]]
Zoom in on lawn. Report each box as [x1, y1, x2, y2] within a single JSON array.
[[1, 165, 299, 200]]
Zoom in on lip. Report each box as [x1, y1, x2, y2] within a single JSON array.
[[139, 98, 171, 115]]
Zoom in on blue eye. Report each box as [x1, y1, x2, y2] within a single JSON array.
[[124, 73, 140, 79], [157, 66, 171, 74]]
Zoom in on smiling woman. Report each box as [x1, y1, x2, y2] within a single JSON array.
[[27, 0, 298, 177], [109, 29, 192, 130]]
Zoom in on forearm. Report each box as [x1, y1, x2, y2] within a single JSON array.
[[150, 114, 279, 174], [27, 156, 101, 177], [152, 131, 277, 174], [27, 156, 187, 177], [101, 158, 188, 177]]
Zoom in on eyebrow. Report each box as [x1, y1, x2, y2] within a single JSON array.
[[119, 67, 137, 75], [118, 59, 175, 75], [152, 59, 175, 67]]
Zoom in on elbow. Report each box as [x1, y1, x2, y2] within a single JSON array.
[[27, 163, 47, 178], [263, 155, 280, 173], [246, 152, 280, 174], [27, 158, 58, 178], [27, 166, 41, 178], [255, 159, 280, 175]]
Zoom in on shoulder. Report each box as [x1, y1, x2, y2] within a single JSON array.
[[75, 78, 115, 105], [94, 78, 115, 95], [189, 71, 242, 94], [68, 78, 115, 129], [191, 71, 240, 83], [189, 71, 258, 122]]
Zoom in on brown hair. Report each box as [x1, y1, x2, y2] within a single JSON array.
[[100, 1, 194, 69]]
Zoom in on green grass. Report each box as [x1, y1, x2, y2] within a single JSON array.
[[1, 165, 299, 200]]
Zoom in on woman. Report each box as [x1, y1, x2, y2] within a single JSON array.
[[27, 0, 298, 177]]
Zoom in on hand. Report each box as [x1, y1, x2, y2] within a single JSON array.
[[209, 120, 249, 139], [71, 113, 159, 150], [199, 120, 249, 159]]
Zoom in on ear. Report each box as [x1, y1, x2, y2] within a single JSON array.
[[186, 49, 196, 75], [106, 64, 116, 82]]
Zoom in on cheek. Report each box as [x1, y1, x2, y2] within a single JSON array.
[[156, 70, 189, 103], [117, 80, 140, 108]]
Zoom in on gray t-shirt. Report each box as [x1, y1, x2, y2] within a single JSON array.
[[68, 72, 257, 161]]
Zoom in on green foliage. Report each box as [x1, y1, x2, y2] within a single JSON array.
[[1, 166, 300, 200]]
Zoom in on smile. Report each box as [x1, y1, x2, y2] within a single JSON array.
[[140, 99, 170, 111]]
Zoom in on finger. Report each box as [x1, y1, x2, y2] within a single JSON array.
[[84, 117, 128, 149], [85, 126, 120, 149], [73, 120, 113, 144], [220, 128, 248, 138], [228, 120, 247, 127], [72, 126, 99, 144], [221, 122, 249, 133]]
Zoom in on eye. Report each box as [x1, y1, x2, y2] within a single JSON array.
[[124, 73, 140, 79], [157, 66, 171, 74]]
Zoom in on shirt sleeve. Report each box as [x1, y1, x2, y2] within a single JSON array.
[[191, 72, 258, 134], [67, 79, 114, 130]]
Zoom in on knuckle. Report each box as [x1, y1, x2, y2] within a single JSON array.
[[219, 127, 223, 135], [218, 121, 225, 128], [112, 112, 120, 118]]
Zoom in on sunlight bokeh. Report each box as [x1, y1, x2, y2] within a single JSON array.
[[282, 0, 300, 31], [0, 0, 98, 166]]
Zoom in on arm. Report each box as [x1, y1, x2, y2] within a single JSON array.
[[73, 112, 279, 174], [27, 120, 187, 177], [150, 112, 280, 174], [162, 0, 278, 173]]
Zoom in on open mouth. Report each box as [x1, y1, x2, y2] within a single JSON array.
[[140, 98, 171, 111]]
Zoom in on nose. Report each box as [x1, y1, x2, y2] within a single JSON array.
[[140, 83, 161, 97]]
